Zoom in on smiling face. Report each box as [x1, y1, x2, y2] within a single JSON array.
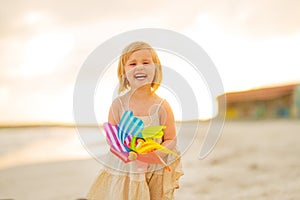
[[117, 41, 162, 94], [124, 49, 156, 90]]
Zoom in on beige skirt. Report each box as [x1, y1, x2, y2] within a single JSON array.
[[87, 151, 183, 200]]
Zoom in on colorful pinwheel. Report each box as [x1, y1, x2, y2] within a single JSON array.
[[103, 110, 178, 170]]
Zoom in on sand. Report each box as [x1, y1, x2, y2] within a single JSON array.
[[0, 120, 299, 199]]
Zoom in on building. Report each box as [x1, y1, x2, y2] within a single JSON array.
[[219, 83, 300, 119]]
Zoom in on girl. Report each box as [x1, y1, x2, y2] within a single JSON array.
[[87, 41, 183, 200]]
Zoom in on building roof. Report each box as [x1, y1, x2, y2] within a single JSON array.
[[220, 83, 300, 103]]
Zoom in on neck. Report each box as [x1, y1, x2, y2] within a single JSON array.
[[129, 85, 153, 100]]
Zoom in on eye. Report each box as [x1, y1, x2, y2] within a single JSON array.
[[129, 63, 136, 67], [143, 62, 149, 65]]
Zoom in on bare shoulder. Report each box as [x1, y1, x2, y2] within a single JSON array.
[[151, 94, 163, 105], [159, 98, 173, 113], [111, 97, 122, 110]]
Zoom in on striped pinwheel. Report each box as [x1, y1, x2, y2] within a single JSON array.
[[103, 110, 178, 170]]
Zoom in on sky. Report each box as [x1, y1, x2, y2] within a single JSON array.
[[1, 0, 300, 124]]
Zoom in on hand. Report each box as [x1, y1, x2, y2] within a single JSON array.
[[128, 151, 137, 160], [137, 151, 162, 164]]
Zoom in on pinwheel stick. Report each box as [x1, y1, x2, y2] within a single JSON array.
[[154, 152, 171, 172]]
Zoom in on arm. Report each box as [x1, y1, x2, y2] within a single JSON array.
[[108, 98, 121, 125], [159, 100, 177, 151], [105, 98, 121, 145], [137, 100, 177, 163]]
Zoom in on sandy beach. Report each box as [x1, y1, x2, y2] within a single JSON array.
[[0, 120, 299, 199]]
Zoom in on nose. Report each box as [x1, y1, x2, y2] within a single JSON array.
[[136, 64, 145, 70]]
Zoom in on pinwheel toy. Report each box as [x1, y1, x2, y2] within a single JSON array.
[[103, 110, 178, 171]]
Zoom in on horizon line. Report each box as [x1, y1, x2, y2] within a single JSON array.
[[0, 119, 210, 128]]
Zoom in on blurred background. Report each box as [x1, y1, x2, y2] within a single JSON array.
[[0, 0, 300, 199]]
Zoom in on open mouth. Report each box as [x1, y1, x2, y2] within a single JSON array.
[[134, 73, 147, 80]]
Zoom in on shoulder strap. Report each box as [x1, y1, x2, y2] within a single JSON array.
[[117, 97, 125, 112], [156, 98, 165, 113]]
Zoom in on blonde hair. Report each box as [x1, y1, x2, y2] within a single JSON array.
[[117, 41, 162, 94]]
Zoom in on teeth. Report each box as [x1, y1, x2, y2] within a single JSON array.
[[135, 74, 147, 79]]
